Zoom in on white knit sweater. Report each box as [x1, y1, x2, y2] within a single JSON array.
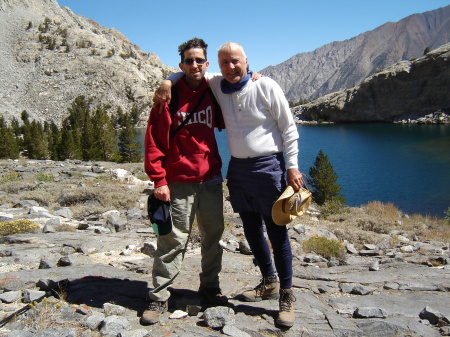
[[168, 72, 299, 169]]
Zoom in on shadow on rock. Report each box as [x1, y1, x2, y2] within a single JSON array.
[[232, 303, 277, 318], [64, 276, 149, 313]]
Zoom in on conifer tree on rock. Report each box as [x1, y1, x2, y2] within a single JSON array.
[[118, 113, 142, 163], [90, 104, 117, 161], [309, 149, 345, 205], [0, 117, 19, 159]]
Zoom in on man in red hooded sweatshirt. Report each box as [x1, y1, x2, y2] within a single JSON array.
[[142, 37, 226, 325]]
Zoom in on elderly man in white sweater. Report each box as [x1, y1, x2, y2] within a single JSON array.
[[157, 41, 303, 328]]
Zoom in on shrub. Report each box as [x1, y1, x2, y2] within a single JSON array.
[[364, 201, 399, 221], [24, 297, 67, 331], [38, 17, 51, 33], [302, 235, 346, 260], [76, 39, 92, 48], [35, 172, 54, 182], [57, 187, 100, 206], [17, 190, 54, 207], [90, 48, 100, 56], [56, 183, 142, 220], [106, 48, 115, 57], [320, 198, 348, 219], [0, 220, 40, 236], [355, 217, 392, 234], [0, 171, 21, 184]]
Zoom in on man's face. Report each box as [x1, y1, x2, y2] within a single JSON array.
[[218, 47, 248, 84], [179, 48, 209, 85]]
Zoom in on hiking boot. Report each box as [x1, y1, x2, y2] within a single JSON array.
[[140, 300, 168, 325], [240, 275, 279, 302], [276, 288, 296, 327], [198, 285, 228, 306]]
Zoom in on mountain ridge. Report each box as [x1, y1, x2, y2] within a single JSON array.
[[260, 5, 450, 103], [292, 42, 450, 123], [0, 0, 175, 126]]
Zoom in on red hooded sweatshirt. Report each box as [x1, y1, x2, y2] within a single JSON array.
[[144, 77, 224, 187]]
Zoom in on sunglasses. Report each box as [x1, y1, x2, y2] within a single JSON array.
[[183, 58, 206, 65]]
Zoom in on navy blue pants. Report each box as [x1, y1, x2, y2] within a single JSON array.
[[226, 153, 293, 289]]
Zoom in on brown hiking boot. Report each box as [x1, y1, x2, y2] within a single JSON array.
[[240, 275, 279, 302], [198, 285, 228, 306], [276, 288, 296, 327], [140, 300, 168, 325]]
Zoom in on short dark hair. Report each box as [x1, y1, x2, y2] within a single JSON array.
[[178, 37, 208, 62]]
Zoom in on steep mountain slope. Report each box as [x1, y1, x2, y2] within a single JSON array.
[[261, 5, 450, 103], [293, 42, 450, 123], [0, 0, 175, 126]]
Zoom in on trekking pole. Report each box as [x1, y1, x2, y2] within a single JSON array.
[[0, 291, 52, 328]]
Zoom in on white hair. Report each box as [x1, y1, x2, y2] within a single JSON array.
[[218, 42, 247, 59]]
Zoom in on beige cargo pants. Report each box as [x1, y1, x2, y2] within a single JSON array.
[[148, 181, 224, 302]]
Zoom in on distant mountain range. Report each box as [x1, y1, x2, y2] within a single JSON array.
[[293, 42, 450, 123], [260, 5, 450, 103], [0, 0, 449, 125]]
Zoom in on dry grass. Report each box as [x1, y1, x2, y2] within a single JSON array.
[[0, 171, 21, 184], [55, 224, 77, 232], [15, 189, 56, 207], [0, 180, 37, 194], [61, 182, 143, 219], [24, 297, 65, 330], [299, 201, 450, 248], [0, 162, 225, 243], [20, 298, 101, 336], [0, 164, 145, 220], [364, 201, 400, 221], [402, 213, 450, 243]]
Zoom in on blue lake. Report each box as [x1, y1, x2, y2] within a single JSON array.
[[137, 124, 450, 217]]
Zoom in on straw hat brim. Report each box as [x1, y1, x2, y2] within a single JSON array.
[[272, 186, 311, 226]]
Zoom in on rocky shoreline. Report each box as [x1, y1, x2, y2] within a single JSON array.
[[295, 110, 450, 125], [0, 159, 449, 337]]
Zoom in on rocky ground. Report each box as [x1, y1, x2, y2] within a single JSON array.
[[0, 159, 449, 337]]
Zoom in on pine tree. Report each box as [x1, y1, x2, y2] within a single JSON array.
[[81, 108, 95, 160], [118, 113, 142, 163], [58, 127, 78, 160], [91, 104, 117, 161], [309, 149, 345, 205], [129, 103, 142, 124], [10, 117, 21, 136], [20, 110, 30, 125], [22, 120, 47, 159], [0, 117, 19, 159], [47, 122, 60, 161], [64, 95, 91, 159], [113, 106, 126, 128]]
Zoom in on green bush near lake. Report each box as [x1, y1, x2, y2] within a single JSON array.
[[302, 235, 346, 260]]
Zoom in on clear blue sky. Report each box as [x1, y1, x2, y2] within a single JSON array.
[[58, 0, 449, 73]]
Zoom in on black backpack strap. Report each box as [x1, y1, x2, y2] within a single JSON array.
[[208, 87, 222, 132], [169, 88, 208, 139], [168, 84, 179, 115]]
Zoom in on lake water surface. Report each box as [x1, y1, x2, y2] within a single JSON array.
[[137, 124, 450, 217]]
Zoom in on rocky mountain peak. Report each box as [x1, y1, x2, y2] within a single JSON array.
[[0, 0, 58, 11], [0, 0, 176, 126], [294, 42, 450, 123], [261, 5, 450, 103]]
